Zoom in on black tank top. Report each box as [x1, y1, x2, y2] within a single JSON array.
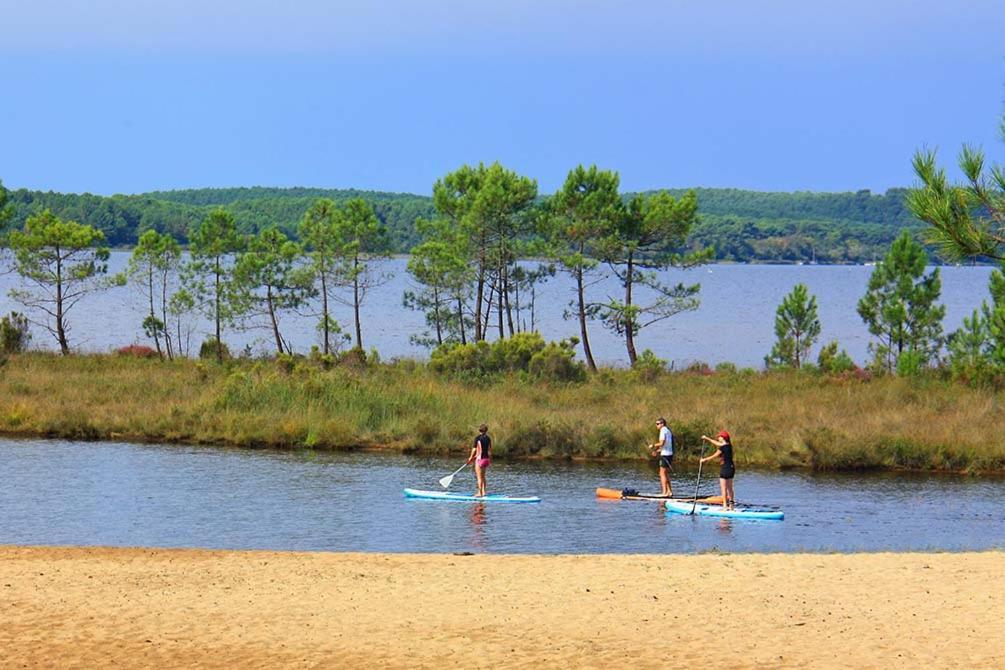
[[475, 434, 491, 459], [719, 442, 734, 469]]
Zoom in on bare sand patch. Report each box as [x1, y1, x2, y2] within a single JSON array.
[[1, 546, 1000, 668]]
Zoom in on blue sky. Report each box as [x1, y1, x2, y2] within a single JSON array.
[[1, 1, 1003, 195]]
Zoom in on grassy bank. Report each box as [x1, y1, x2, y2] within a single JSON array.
[[1, 353, 1003, 472]]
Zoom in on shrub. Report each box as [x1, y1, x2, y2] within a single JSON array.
[[896, 349, 926, 377], [817, 340, 856, 374], [430, 332, 552, 379], [199, 338, 231, 361], [528, 338, 587, 383], [632, 349, 667, 383], [308, 345, 336, 369], [487, 332, 548, 372], [115, 344, 159, 358], [430, 341, 491, 377], [714, 361, 737, 374], [684, 361, 714, 375], [0, 312, 31, 355], [339, 347, 368, 369]]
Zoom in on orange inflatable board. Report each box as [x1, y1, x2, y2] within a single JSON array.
[[596, 487, 724, 504]]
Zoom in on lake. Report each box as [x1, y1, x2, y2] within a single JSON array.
[[2, 438, 1002, 554], [0, 254, 993, 367]]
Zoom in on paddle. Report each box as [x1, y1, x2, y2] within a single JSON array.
[[691, 445, 706, 515], [438, 461, 469, 489]]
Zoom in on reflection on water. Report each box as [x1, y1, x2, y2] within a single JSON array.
[[468, 503, 487, 551], [1, 437, 1003, 554]]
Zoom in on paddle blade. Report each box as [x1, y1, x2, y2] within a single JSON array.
[[438, 474, 455, 489]]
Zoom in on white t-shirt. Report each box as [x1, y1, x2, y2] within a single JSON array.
[[659, 425, 673, 456]]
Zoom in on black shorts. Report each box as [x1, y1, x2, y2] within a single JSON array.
[[719, 465, 735, 480], [659, 454, 674, 470]]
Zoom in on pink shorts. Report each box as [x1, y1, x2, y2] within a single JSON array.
[[476, 458, 490, 469]]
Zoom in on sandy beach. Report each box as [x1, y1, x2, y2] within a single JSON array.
[[1, 546, 1001, 668]]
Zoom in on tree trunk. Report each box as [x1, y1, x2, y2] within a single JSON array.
[[55, 249, 69, 356], [483, 280, 495, 339], [474, 238, 486, 341], [214, 255, 222, 362], [353, 254, 363, 349], [530, 286, 536, 333], [320, 268, 331, 355], [433, 286, 443, 346], [576, 262, 597, 371], [457, 296, 467, 345], [503, 265, 515, 337], [625, 252, 637, 366], [267, 285, 284, 354], [148, 266, 163, 360], [161, 266, 173, 360], [497, 277, 505, 340], [514, 282, 522, 333]]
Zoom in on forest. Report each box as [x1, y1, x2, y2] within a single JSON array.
[[4, 185, 920, 263]]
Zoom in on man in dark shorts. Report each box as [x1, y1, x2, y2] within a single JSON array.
[[648, 417, 673, 497]]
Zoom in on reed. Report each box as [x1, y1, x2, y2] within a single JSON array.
[[1, 353, 1003, 473]]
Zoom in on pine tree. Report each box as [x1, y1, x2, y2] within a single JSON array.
[[7, 210, 110, 355], [856, 231, 945, 372], [126, 229, 182, 359], [545, 165, 622, 370], [908, 114, 1005, 262], [595, 190, 712, 365], [766, 283, 821, 368], [186, 208, 245, 362]]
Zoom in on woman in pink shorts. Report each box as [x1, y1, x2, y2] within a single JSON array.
[[467, 423, 491, 497]]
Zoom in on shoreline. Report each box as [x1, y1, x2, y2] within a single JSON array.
[[3, 429, 1005, 478], [2, 353, 1004, 474], [3, 545, 1002, 668]]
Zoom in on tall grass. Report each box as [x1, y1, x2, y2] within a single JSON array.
[[1, 353, 1003, 473]]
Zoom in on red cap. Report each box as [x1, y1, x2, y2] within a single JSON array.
[[717, 431, 731, 441]]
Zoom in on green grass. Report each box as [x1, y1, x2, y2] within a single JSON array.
[[1, 352, 1004, 473]]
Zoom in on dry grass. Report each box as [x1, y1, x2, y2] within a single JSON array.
[[1, 353, 1003, 472]]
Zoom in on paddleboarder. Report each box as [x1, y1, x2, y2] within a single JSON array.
[[466, 423, 491, 497], [700, 431, 735, 510], [648, 417, 673, 497]]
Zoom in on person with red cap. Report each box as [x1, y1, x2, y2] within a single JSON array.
[[700, 430, 735, 510]]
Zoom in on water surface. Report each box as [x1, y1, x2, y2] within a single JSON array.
[[0, 256, 992, 367], [2, 438, 1002, 554]]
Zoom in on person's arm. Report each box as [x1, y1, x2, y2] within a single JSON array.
[[700, 448, 722, 464], [467, 441, 477, 463], [650, 434, 666, 455], [701, 435, 726, 447]]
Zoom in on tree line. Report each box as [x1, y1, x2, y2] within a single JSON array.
[[0, 164, 710, 368], [3, 183, 924, 264], [2, 133, 1002, 383]]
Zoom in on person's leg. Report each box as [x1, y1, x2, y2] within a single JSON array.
[[659, 465, 670, 496], [473, 463, 481, 495], [480, 462, 488, 496], [726, 479, 735, 508], [719, 478, 728, 508]]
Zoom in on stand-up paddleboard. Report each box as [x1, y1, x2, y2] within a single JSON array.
[[404, 488, 541, 503], [665, 499, 784, 520], [596, 487, 724, 504]]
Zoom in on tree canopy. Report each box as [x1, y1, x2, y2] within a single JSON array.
[[4, 185, 925, 263]]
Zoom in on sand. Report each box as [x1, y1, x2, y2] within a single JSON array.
[[1, 546, 1001, 668]]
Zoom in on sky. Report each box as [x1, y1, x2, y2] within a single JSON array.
[[1, 0, 1004, 196]]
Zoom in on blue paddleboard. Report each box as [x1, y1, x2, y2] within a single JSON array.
[[665, 499, 784, 520], [404, 488, 541, 503]]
